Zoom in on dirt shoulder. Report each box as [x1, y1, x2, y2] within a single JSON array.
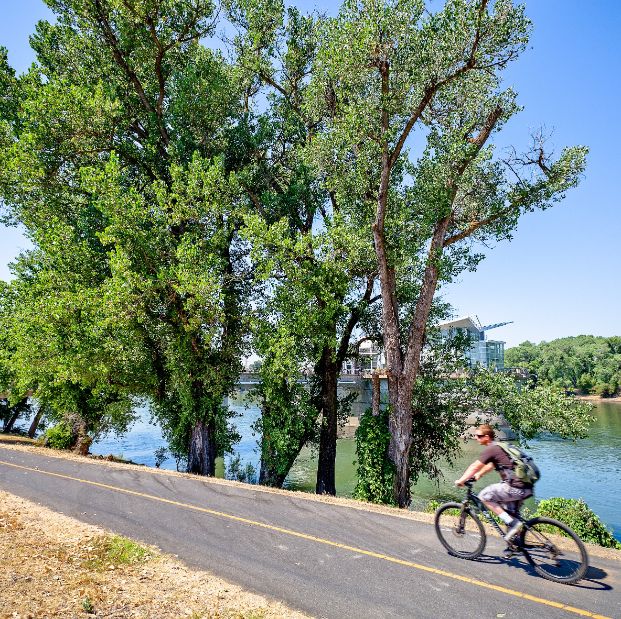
[[0, 489, 311, 619]]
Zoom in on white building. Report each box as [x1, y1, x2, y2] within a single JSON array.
[[438, 316, 510, 369]]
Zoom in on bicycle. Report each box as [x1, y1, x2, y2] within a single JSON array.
[[434, 479, 589, 584]]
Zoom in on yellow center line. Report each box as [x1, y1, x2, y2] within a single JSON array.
[[0, 459, 610, 619]]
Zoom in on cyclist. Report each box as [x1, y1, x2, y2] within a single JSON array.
[[455, 424, 533, 548]]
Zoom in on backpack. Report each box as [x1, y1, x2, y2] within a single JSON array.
[[497, 442, 541, 485]]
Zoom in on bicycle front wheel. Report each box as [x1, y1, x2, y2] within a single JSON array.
[[520, 517, 589, 584], [435, 502, 486, 559]]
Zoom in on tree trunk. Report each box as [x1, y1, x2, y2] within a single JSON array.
[[259, 460, 287, 487], [73, 433, 93, 456], [187, 419, 217, 475], [2, 397, 30, 433], [3, 410, 20, 433], [28, 407, 44, 438], [315, 355, 339, 495], [379, 211, 450, 507], [66, 415, 92, 455], [388, 392, 415, 507]]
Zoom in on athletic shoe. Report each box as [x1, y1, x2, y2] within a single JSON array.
[[504, 519, 523, 542]]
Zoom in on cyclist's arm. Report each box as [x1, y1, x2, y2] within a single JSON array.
[[455, 460, 485, 486], [474, 462, 494, 480]]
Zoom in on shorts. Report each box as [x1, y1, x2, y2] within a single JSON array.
[[479, 482, 533, 510]]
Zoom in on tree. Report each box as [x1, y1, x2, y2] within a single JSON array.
[[0, 0, 250, 471], [1, 253, 139, 452], [354, 327, 594, 505], [227, 0, 381, 493], [306, 0, 588, 506]]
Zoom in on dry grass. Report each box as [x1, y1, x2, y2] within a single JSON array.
[[0, 491, 311, 619]]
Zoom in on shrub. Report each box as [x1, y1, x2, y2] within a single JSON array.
[[226, 454, 257, 484], [154, 447, 168, 468], [353, 408, 395, 505], [82, 597, 94, 614], [577, 373, 594, 394], [424, 492, 463, 513], [594, 382, 613, 397], [535, 498, 621, 549], [42, 422, 73, 450]]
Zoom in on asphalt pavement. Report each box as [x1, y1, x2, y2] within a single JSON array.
[[0, 444, 619, 619]]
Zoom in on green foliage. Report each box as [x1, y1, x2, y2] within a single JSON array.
[[301, 0, 588, 507], [534, 498, 621, 549], [42, 422, 74, 450], [251, 345, 319, 487], [355, 353, 593, 507], [466, 369, 594, 441], [228, 0, 383, 494], [354, 407, 395, 505], [424, 494, 462, 513], [425, 500, 442, 513], [355, 329, 473, 505], [104, 535, 151, 565], [226, 454, 257, 484], [407, 335, 590, 489], [506, 336, 621, 397], [154, 447, 169, 469], [0, 0, 592, 500]]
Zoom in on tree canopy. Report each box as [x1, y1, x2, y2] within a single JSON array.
[[507, 336, 621, 397], [0, 0, 250, 467]]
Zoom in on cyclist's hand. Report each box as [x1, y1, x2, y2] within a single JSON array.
[[454, 479, 464, 487]]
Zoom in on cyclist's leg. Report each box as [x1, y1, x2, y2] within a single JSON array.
[[479, 483, 531, 543], [478, 483, 513, 517], [503, 499, 521, 519]]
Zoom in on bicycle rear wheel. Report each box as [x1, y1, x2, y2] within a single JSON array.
[[519, 517, 589, 584], [435, 502, 486, 559]]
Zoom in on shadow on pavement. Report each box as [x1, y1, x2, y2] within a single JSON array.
[[499, 555, 612, 591]]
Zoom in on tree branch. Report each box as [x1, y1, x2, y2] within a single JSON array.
[[388, 0, 490, 170]]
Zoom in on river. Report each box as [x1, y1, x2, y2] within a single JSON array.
[[90, 398, 621, 541]]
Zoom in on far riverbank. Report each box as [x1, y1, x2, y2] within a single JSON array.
[[576, 394, 621, 403]]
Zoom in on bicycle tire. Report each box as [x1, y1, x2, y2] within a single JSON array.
[[519, 517, 589, 584], [435, 502, 486, 559]]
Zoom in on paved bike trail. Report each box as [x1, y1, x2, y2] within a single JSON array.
[[1, 445, 619, 619]]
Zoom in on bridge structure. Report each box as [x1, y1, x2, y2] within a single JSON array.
[[235, 372, 514, 439]]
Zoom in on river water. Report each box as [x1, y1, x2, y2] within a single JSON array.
[[91, 398, 621, 541]]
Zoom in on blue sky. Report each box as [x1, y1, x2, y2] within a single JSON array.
[[1, 1, 619, 348]]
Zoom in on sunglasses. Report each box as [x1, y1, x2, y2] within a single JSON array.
[[474, 434, 487, 438]]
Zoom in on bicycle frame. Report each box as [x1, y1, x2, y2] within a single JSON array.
[[462, 482, 514, 539]]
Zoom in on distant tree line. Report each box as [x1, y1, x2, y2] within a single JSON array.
[[506, 336, 621, 398], [0, 0, 592, 507]]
